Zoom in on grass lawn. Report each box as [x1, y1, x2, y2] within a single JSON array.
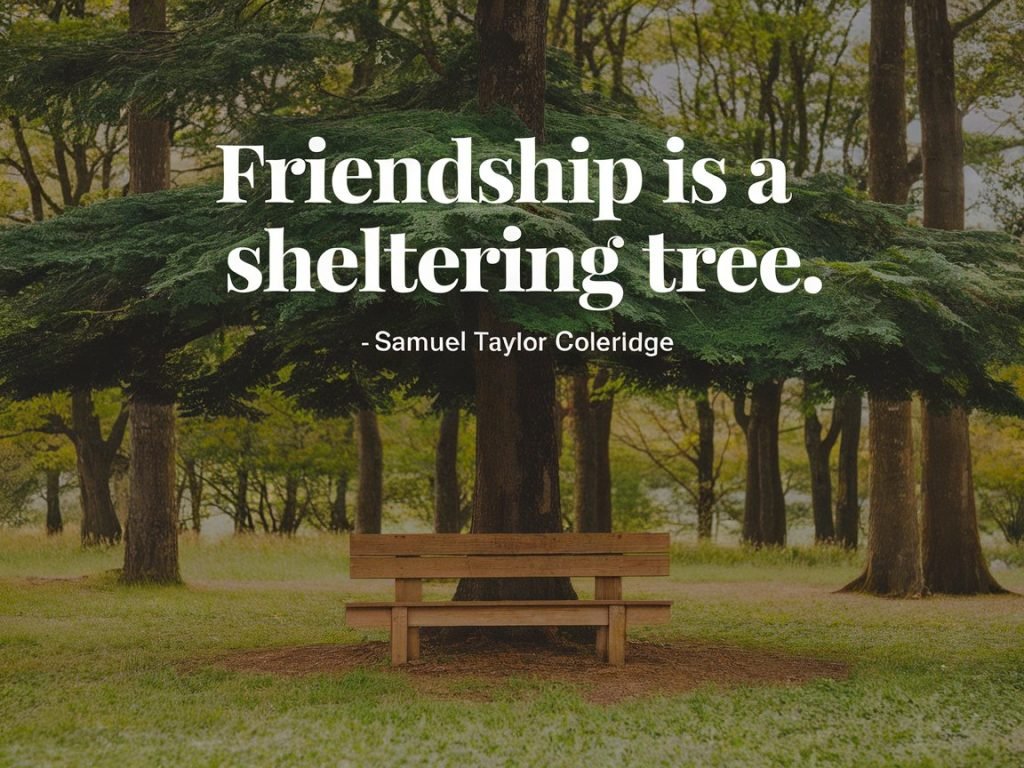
[[1, 532, 1022, 767]]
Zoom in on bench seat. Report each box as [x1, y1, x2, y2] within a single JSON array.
[[346, 599, 672, 628]]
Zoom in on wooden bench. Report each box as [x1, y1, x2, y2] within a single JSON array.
[[345, 532, 671, 666]]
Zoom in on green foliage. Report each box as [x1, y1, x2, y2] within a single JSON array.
[[1, 106, 1022, 416]]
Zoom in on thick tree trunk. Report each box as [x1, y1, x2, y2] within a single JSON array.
[[122, 400, 180, 584], [695, 392, 715, 540], [45, 469, 63, 535], [355, 409, 383, 534], [912, 0, 1003, 595], [72, 390, 123, 545], [834, 392, 862, 549], [921, 404, 1003, 593], [740, 382, 785, 547], [844, 398, 923, 595], [847, 0, 923, 593], [121, 0, 178, 585], [454, 306, 576, 602], [454, 0, 577, 610], [434, 408, 462, 533], [475, 0, 549, 140]]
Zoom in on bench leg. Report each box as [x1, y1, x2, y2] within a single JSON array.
[[391, 607, 408, 666], [595, 576, 622, 661], [395, 579, 421, 661], [607, 605, 626, 666]]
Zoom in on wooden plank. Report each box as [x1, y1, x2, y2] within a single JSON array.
[[390, 607, 408, 666], [395, 579, 422, 661], [350, 553, 669, 579], [594, 576, 622, 660], [345, 601, 671, 629], [351, 533, 670, 557], [407, 604, 610, 627], [607, 605, 626, 666]]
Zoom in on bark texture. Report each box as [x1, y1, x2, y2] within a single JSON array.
[[454, 306, 576, 602], [122, 400, 180, 584], [846, 0, 924, 594], [738, 382, 786, 547], [843, 398, 923, 595], [121, 0, 179, 585], [453, 0, 577, 608], [834, 392, 862, 549], [475, 0, 549, 139], [694, 393, 715, 540], [72, 390, 125, 545], [434, 408, 463, 533], [573, 370, 613, 533], [803, 390, 841, 544], [912, 0, 1002, 594], [45, 469, 63, 535], [355, 409, 383, 534]]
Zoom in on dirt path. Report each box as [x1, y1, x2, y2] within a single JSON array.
[[207, 638, 849, 705]]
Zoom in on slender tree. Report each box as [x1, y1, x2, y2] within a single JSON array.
[[121, 0, 180, 585], [912, 0, 1004, 594]]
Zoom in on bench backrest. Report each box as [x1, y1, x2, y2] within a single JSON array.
[[349, 533, 670, 579]]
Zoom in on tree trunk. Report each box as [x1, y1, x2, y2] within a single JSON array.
[[434, 408, 462, 533], [846, 0, 923, 594], [475, 0, 549, 140], [592, 371, 613, 534], [330, 472, 351, 532], [739, 381, 786, 547], [355, 409, 383, 534], [734, 392, 760, 544], [454, 306, 576, 602], [72, 389, 123, 545], [45, 469, 63, 535], [454, 0, 577, 609], [122, 399, 180, 584], [834, 392, 862, 549], [911, 0, 1003, 595], [348, 0, 381, 94], [279, 475, 300, 535], [695, 392, 715, 540], [572, 374, 597, 533], [183, 458, 202, 533], [235, 469, 253, 532], [121, 0, 178, 586], [804, 411, 836, 543], [843, 397, 923, 595]]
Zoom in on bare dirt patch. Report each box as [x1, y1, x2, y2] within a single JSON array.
[[207, 638, 849, 704]]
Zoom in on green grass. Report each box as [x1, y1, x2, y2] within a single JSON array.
[[1, 532, 1022, 767]]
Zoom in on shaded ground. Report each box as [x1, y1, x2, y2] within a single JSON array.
[[207, 638, 850, 704]]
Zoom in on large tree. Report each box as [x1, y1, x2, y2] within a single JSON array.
[[120, 0, 180, 585], [843, 0, 923, 597], [912, 0, 1004, 594]]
